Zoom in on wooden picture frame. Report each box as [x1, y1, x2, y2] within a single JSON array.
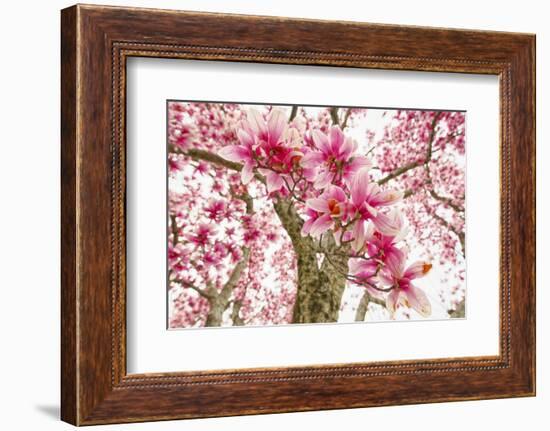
[[61, 4, 536, 425]]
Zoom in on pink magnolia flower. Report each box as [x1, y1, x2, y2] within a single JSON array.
[[245, 108, 287, 151], [347, 168, 403, 236], [256, 114, 304, 193], [204, 199, 226, 222], [380, 251, 432, 317], [203, 251, 221, 268], [169, 122, 194, 151], [258, 145, 303, 193], [365, 209, 408, 261], [303, 186, 347, 237], [226, 243, 244, 263], [301, 126, 371, 188], [168, 154, 186, 175], [187, 223, 217, 248], [300, 207, 321, 237], [194, 161, 209, 176], [266, 231, 279, 242], [168, 242, 190, 273], [348, 258, 379, 286], [218, 129, 256, 185], [218, 108, 295, 191]]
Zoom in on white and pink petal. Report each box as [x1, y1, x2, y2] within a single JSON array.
[[313, 169, 334, 190], [241, 161, 255, 184], [308, 214, 333, 237], [267, 108, 287, 145], [264, 171, 285, 193], [301, 151, 324, 168], [372, 211, 402, 237], [405, 285, 432, 317], [311, 129, 331, 154], [305, 198, 330, 213], [247, 109, 268, 137], [351, 168, 370, 206], [403, 261, 432, 280], [218, 145, 250, 163], [385, 289, 401, 317], [351, 220, 367, 253]]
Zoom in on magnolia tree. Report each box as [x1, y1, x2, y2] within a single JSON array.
[[167, 102, 466, 328]]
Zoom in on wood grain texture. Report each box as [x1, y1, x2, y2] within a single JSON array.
[[60, 4, 536, 425], [60, 5, 78, 425]]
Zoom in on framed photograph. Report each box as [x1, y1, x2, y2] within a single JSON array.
[[61, 4, 536, 425]]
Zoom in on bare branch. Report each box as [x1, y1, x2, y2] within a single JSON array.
[[218, 248, 250, 305], [230, 189, 254, 214], [378, 160, 423, 185], [429, 189, 464, 213], [173, 278, 214, 300], [182, 148, 266, 184], [403, 189, 415, 199], [169, 214, 179, 246], [185, 148, 242, 172], [355, 289, 386, 321], [341, 108, 353, 129], [448, 298, 465, 318], [231, 300, 245, 326], [432, 211, 465, 255], [378, 112, 441, 186], [289, 105, 298, 122], [329, 107, 340, 126]]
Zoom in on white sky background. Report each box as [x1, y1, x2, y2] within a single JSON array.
[[169, 104, 465, 326]]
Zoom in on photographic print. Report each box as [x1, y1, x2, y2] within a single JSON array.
[[167, 102, 466, 329]]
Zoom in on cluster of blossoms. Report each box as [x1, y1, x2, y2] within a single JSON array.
[[167, 104, 297, 328], [167, 101, 466, 328], [371, 110, 466, 312], [218, 108, 433, 317]]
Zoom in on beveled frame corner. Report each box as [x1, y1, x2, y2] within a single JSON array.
[[61, 4, 535, 425]]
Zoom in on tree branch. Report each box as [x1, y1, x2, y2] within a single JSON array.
[[432, 211, 465, 254], [329, 107, 340, 126], [182, 148, 266, 184], [231, 300, 245, 326], [429, 189, 464, 213], [378, 112, 441, 186], [217, 189, 254, 316], [185, 148, 242, 172], [403, 189, 414, 199], [289, 105, 298, 122], [174, 278, 214, 300], [341, 108, 353, 129], [355, 289, 386, 321], [378, 160, 423, 185], [449, 298, 465, 318], [218, 248, 250, 304], [169, 214, 179, 246]]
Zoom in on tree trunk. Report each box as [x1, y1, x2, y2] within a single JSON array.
[[205, 296, 227, 327], [449, 298, 465, 318], [355, 291, 370, 322], [231, 301, 245, 326], [273, 199, 348, 324], [204, 248, 250, 327]]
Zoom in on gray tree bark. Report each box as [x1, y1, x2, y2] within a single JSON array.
[[204, 248, 250, 326], [273, 198, 348, 323], [355, 290, 387, 321]]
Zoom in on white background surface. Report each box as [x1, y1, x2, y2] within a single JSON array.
[[127, 58, 499, 373], [0, 0, 546, 429]]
